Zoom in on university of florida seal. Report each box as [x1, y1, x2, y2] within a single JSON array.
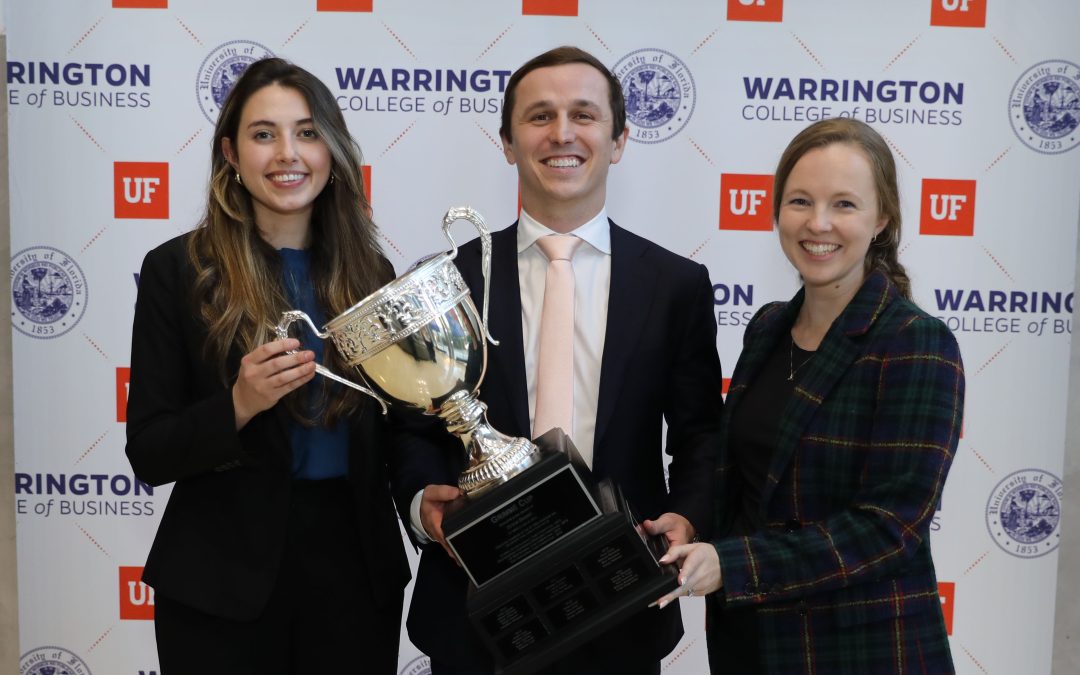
[[614, 48, 696, 144], [11, 246, 87, 339], [986, 468, 1062, 558], [1009, 59, 1080, 155], [20, 646, 92, 675], [196, 40, 275, 122], [399, 655, 432, 675]]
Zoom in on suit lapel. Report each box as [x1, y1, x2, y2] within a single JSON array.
[[594, 223, 655, 453], [483, 224, 531, 437], [758, 272, 895, 514]]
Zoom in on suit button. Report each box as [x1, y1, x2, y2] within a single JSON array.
[[784, 519, 802, 533]]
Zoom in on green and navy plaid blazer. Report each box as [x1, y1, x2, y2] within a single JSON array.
[[708, 270, 964, 674]]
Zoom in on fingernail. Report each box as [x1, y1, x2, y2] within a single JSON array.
[[658, 600, 669, 610]]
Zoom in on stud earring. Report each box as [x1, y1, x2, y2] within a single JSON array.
[[234, 172, 242, 186]]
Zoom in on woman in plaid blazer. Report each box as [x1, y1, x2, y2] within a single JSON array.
[[655, 118, 964, 673]]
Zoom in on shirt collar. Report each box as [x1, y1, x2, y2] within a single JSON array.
[[516, 208, 612, 255]]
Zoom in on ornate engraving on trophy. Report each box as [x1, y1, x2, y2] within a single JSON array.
[[276, 206, 537, 495]]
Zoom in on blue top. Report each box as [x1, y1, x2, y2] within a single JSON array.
[[279, 248, 349, 480]]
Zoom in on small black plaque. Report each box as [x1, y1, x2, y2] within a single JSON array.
[[481, 594, 533, 635], [584, 536, 635, 576], [598, 555, 648, 598], [533, 566, 585, 604], [544, 589, 599, 630], [496, 618, 550, 659]]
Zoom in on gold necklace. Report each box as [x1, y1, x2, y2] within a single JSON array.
[[788, 335, 814, 381]]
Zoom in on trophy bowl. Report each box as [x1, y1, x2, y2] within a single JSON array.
[[276, 207, 540, 495]]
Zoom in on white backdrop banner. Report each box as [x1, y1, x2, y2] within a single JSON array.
[[7, 1, 1079, 674]]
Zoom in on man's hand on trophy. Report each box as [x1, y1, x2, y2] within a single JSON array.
[[650, 542, 722, 609], [420, 484, 464, 564], [643, 512, 696, 548], [232, 338, 316, 431]]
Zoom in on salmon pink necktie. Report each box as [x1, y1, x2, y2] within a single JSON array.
[[532, 234, 582, 438]]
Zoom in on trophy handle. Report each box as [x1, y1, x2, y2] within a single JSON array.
[[441, 206, 500, 347], [274, 310, 390, 415]]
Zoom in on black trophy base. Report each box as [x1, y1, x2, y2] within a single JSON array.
[[466, 480, 679, 675], [443, 429, 601, 589]]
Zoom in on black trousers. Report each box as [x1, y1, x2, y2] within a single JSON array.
[[154, 478, 403, 675], [431, 661, 660, 675], [431, 660, 660, 675], [431, 646, 662, 675]]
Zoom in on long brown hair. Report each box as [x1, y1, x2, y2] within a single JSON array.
[[188, 57, 388, 425], [772, 118, 911, 299]]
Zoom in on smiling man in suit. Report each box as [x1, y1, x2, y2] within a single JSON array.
[[392, 45, 723, 675]]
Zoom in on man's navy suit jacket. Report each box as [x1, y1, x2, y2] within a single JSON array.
[[392, 220, 723, 669]]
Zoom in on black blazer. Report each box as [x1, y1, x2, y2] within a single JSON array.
[[126, 233, 410, 621], [392, 221, 723, 668]]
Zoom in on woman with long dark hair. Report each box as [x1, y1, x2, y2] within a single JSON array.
[[126, 58, 408, 674]]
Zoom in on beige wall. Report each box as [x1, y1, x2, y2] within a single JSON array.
[[1, 29, 21, 675], [1052, 206, 1080, 674]]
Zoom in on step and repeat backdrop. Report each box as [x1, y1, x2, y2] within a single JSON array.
[[7, 1, 1079, 673]]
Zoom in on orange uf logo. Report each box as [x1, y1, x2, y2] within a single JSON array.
[[114, 162, 169, 219], [523, 0, 578, 16], [116, 367, 130, 423], [930, 0, 986, 28], [119, 566, 155, 620], [720, 174, 773, 231], [920, 178, 976, 236], [938, 581, 955, 635], [317, 0, 373, 10], [361, 164, 372, 207], [727, 0, 783, 22], [113, 0, 167, 7]]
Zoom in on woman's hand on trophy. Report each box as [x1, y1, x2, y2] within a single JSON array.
[[232, 338, 316, 430], [420, 484, 464, 564], [643, 512, 696, 547], [650, 542, 722, 609]]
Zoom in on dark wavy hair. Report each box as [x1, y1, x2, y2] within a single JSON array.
[[772, 117, 911, 299]]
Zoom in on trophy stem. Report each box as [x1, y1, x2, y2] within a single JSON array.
[[439, 391, 542, 496]]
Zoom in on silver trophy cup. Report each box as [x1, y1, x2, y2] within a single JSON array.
[[275, 207, 541, 495]]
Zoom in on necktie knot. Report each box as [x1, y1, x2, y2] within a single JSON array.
[[536, 234, 582, 262]]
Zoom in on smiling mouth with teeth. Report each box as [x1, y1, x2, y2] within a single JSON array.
[[802, 242, 840, 255], [270, 173, 306, 183], [544, 157, 581, 168]]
